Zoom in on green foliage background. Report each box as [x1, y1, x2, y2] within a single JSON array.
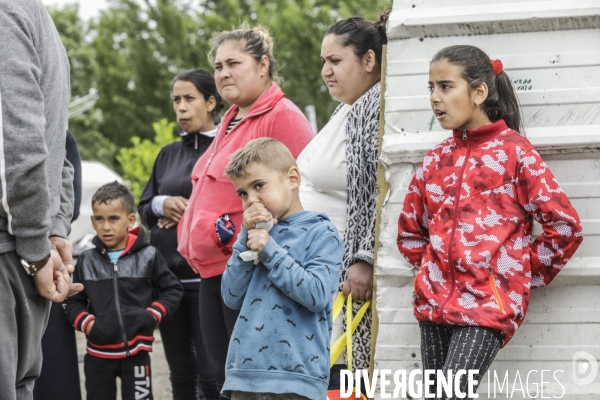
[[48, 0, 391, 194], [116, 119, 177, 200]]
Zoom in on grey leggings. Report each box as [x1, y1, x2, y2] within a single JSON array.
[[420, 322, 502, 400]]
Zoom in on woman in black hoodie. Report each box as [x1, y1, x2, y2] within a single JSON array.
[[138, 69, 224, 400]]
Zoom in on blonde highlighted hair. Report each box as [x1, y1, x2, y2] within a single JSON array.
[[210, 23, 279, 83], [225, 138, 296, 179]]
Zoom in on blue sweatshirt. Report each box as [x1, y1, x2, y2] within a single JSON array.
[[221, 211, 343, 399]]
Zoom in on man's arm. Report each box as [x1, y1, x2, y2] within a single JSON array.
[[0, 5, 52, 262], [0, 4, 81, 301]]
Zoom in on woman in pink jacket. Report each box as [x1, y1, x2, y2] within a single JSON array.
[[177, 25, 314, 398]]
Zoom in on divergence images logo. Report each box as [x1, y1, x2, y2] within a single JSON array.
[[572, 351, 598, 386]]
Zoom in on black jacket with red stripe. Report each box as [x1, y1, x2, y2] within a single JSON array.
[[65, 227, 183, 359]]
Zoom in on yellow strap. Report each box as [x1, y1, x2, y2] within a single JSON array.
[[346, 294, 353, 371], [332, 292, 345, 322], [329, 293, 371, 369]]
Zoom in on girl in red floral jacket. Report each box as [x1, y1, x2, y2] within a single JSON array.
[[397, 45, 583, 398]]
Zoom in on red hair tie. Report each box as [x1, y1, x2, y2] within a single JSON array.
[[490, 59, 503, 76]]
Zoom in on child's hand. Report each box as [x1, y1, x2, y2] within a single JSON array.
[[247, 228, 271, 252], [243, 203, 275, 229], [85, 320, 94, 335]]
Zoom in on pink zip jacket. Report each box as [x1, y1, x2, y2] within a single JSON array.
[[177, 82, 314, 278], [397, 120, 583, 346]]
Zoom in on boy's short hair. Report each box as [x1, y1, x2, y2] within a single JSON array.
[[92, 181, 134, 214], [225, 138, 297, 179]]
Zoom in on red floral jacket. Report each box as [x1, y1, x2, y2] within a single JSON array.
[[397, 120, 583, 346]]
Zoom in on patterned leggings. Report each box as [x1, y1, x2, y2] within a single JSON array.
[[419, 322, 502, 400]]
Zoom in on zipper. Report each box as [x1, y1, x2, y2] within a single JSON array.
[[193, 105, 275, 256], [113, 262, 130, 356], [439, 129, 470, 318], [488, 266, 505, 312], [195, 134, 198, 150]]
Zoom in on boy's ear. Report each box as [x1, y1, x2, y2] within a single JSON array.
[[127, 213, 136, 229], [287, 166, 301, 188]]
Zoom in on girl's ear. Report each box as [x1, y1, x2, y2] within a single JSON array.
[[473, 81, 489, 107], [362, 49, 377, 73]]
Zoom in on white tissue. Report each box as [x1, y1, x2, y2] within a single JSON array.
[[255, 219, 273, 231], [239, 250, 260, 265], [239, 214, 273, 265]]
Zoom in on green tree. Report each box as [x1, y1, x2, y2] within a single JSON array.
[[116, 119, 177, 200], [49, 0, 391, 173], [46, 3, 118, 168], [90, 0, 391, 146]]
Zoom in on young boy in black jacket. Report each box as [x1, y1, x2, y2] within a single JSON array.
[[66, 182, 183, 400]]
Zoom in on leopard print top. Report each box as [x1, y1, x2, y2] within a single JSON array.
[[332, 82, 380, 371]]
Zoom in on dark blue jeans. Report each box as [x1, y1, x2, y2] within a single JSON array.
[[34, 302, 82, 400]]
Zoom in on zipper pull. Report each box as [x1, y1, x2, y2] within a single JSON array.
[[114, 263, 118, 272], [488, 265, 493, 274], [195, 134, 198, 150], [463, 130, 467, 141]]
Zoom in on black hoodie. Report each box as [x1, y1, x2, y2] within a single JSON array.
[[138, 132, 214, 281], [65, 227, 183, 359]]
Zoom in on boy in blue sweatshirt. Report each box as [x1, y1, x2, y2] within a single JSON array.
[[221, 138, 343, 400]]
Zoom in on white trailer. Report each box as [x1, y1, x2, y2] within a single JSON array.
[[374, 1, 600, 398]]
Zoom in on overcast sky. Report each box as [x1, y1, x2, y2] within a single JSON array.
[[42, 0, 109, 20]]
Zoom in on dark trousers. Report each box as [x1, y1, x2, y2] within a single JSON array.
[[199, 275, 239, 400], [0, 251, 50, 399], [84, 352, 153, 400], [420, 322, 502, 399], [34, 302, 82, 400], [159, 283, 220, 400]]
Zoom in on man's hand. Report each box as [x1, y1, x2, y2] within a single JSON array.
[[50, 236, 83, 297], [243, 203, 275, 230], [85, 320, 94, 335], [157, 217, 177, 229], [163, 196, 188, 223], [33, 249, 80, 302], [247, 229, 271, 252], [342, 261, 374, 300]]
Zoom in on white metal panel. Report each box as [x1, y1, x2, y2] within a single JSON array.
[[376, 1, 600, 398]]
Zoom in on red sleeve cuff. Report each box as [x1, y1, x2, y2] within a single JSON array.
[[152, 301, 167, 316], [74, 311, 95, 332], [146, 307, 162, 324]]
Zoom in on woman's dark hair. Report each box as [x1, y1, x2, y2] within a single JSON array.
[[210, 24, 279, 82], [431, 45, 523, 133], [171, 68, 224, 120], [325, 11, 390, 69]]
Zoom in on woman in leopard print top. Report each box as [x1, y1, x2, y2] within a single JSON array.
[[297, 12, 389, 378]]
